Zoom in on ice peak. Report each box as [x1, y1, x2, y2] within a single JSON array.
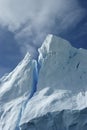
[[22, 52, 32, 62], [38, 34, 72, 65], [24, 52, 31, 59], [39, 34, 71, 52], [37, 34, 87, 93]]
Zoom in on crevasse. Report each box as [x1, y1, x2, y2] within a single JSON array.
[[29, 60, 39, 98], [16, 60, 40, 130]]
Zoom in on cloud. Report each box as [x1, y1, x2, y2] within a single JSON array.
[[0, 0, 86, 56]]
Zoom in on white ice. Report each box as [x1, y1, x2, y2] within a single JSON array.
[[0, 35, 87, 130]]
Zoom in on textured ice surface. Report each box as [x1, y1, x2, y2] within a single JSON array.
[[0, 52, 38, 130], [19, 88, 87, 129], [38, 34, 87, 93], [0, 34, 87, 130], [20, 108, 87, 130]]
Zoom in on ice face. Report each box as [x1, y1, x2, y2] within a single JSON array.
[[0, 52, 38, 130], [38, 34, 87, 93], [0, 52, 38, 103], [20, 108, 87, 130]]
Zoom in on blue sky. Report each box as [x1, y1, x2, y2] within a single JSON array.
[[0, 0, 87, 77]]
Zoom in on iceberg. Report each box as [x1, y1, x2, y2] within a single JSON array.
[[0, 34, 87, 130]]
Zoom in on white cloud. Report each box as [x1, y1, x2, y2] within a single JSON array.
[[0, 0, 85, 56], [0, 0, 84, 30]]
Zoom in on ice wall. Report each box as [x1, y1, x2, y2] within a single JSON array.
[[20, 108, 87, 130]]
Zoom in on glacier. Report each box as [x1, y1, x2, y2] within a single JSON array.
[[0, 34, 87, 130]]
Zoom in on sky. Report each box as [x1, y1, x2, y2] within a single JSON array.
[[0, 0, 87, 77]]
